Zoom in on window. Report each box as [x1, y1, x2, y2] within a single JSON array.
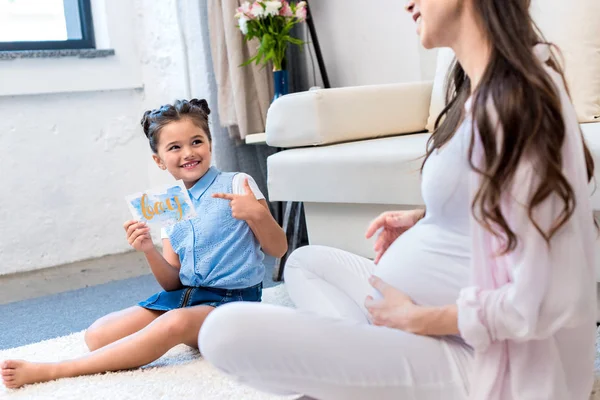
[[0, 0, 94, 51]]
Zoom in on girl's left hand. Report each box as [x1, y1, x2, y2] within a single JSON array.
[[365, 275, 422, 333], [212, 178, 265, 222]]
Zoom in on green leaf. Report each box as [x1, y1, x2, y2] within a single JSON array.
[[261, 33, 275, 51], [287, 37, 304, 45], [240, 53, 261, 67]]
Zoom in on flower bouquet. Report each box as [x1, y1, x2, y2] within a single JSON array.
[[235, 1, 308, 101]]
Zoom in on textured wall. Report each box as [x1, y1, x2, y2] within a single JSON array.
[[0, 0, 438, 275], [0, 0, 210, 275], [308, 0, 438, 88], [0, 92, 147, 274]]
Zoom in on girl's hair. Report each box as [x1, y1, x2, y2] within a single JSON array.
[[423, 0, 595, 254], [141, 99, 212, 153]]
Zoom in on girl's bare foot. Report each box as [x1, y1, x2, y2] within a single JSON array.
[[1, 360, 59, 389]]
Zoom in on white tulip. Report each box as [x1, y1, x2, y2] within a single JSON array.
[[251, 2, 266, 18], [239, 16, 249, 34], [264, 1, 282, 16], [240, 1, 252, 13]]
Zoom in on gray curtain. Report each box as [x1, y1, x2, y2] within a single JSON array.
[[199, 1, 311, 221]]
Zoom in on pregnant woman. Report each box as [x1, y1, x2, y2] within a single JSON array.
[[198, 0, 598, 399]]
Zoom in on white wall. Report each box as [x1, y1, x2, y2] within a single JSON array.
[[309, 0, 438, 88], [0, 0, 211, 275], [144, 0, 218, 189], [0, 0, 435, 276]]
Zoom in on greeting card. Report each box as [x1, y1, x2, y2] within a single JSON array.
[[125, 181, 196, 226]]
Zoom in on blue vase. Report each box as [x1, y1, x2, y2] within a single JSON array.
[[272, 69, 289, 103]]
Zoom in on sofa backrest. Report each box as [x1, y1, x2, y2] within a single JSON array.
[[426, 0, 600, 132]]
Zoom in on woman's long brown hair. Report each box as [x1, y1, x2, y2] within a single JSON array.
[[423, 0, 595, 254]]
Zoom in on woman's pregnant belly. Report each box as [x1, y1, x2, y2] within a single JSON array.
[[371, 221, 471, 307]]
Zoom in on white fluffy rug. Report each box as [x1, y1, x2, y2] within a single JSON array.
[[3, 284, 600, 400], [0, 285, 297, 400]]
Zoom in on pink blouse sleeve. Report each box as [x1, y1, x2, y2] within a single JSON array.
[[457, 157, 596, 352]]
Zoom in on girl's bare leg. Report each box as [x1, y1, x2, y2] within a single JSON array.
[[84, 306, 164, 351], [1, 305, 214, 389]]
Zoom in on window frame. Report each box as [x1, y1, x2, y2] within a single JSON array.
[[0, 0, 95, 51]]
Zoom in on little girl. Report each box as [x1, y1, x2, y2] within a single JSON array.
[[1, 98, 288, 389]]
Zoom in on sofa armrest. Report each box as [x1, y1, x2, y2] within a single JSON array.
[[265, 81, 433, 148]]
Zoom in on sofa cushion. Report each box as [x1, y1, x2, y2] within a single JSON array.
[[269, 123, 600, 208], [265, 82, 432, 148], [427, 2, 600, 128], [426, 48, 455, 133], [267, 134, 430, 205], [582, 123, 600, 209], [531, 0, 600, 123], [582, 122, 600, 139]]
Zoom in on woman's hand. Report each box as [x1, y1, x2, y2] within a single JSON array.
[[365, 275, 422, 333], [365, 276, 459, 336], [124, 220, 155, 253], [365, 209, 424, 264], [213, 178, 266, 222]]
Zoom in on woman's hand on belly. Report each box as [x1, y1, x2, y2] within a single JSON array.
[[365, 275, 422, 333], [365, 276, 459, 336], [365, 209, 425, 264]]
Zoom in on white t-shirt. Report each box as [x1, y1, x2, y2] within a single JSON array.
[[160, 173, 265, 239], [231, 173, 265, 201]]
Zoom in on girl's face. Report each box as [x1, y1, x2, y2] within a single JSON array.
[[405, 0, 468, 49], [152, 118, 212, 189]]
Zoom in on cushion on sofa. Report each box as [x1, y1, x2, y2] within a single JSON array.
[[268, 123, 600, 208], [267, 134, 430, 205], [427, 1, 600, 130], [582, 122, 600, 139], [426, 48, 455, 133], [265, 82, 432, 148], [531, 0, 600, 123], [582, 123, 600, 209]]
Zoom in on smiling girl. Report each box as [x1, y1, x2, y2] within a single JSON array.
[[1, 99, 287, 389]]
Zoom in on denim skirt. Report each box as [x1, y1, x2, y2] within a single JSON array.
[[138, 282, 262, 311]]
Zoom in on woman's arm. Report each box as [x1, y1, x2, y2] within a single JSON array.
[[411, 305, 459, 336], [367, 161, 594, 344], [366, 276, 459, 335], [455, 159, 595, 352]]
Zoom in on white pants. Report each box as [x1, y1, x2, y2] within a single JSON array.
[[199, 246, 473, 400]]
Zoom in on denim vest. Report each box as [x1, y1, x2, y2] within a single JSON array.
[[165, 167, 265, 289]]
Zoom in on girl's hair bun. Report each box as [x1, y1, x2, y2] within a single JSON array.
[[140, 110, 153, 138], [189, 98, 211, 116], [141, 99, 213, 153]]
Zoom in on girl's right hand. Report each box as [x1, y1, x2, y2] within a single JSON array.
[[123, 220, 154, 253], [365, 209, 424, 264]]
